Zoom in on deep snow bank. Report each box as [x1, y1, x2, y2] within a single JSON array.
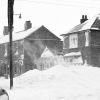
[[13, 64, 100, 89], [1, 64, 100, 100]]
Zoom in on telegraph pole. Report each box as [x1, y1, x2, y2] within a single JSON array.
[[8, 0, 14, 89]]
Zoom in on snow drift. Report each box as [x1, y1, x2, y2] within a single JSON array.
[[1, 64, 100, 100]]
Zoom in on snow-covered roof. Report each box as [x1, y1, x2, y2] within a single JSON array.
[[41, 47, 54, 57], [0, 25, 42, 44], [68, 14, 100, 33], [64, 51, 81, 57]]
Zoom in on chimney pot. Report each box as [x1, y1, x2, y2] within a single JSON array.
[[82, 15, 84, 19], [80, 15, 88, 24], [85, 15, 88, 20]]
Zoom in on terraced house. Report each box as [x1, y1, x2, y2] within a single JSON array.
[[61, 14, 100, 67], [0, 21, 63, 76]]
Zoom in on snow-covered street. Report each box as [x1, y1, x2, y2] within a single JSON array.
[[1, 64, 100, 100]]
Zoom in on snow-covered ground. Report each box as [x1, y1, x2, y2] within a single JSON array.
[[1, 64, 100, 100]]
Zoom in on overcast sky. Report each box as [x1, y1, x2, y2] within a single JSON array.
[[1, 0, 100, 38]]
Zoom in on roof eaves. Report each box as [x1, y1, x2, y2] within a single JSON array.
[[0, 25, 43, 44]]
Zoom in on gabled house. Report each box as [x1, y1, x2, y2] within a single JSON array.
[[0, 22, 63, 76], [61, 14, 100, 66]]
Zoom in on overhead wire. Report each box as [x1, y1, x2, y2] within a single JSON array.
[[16, 0, 100, 9]]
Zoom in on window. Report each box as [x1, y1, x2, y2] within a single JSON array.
[[4, 44, 7, 57], [85, 31, 89, 46], [14, 41, 18, 55], [69, 34, 78, 48], [63, 36, 68, 49]]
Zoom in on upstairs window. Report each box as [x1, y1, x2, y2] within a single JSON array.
[[14, 41, 18, 55], [4, 43, 7, 57], [63, 36, 68, 49], [69, 34, 78, 48], [85, 31, 89, 46]]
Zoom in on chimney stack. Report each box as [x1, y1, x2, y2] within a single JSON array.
[[3, 26, 9, 35], [3, 26, 14, 35], [80, 15, 88, 24], [24, 21, 32, 30]]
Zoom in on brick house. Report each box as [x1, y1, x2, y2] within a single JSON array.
[[61, 14, 100, 66], [0, 22, 63, 76]]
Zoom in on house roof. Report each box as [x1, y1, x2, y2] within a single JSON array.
[[0, 25, 60, 44], [0, 25, 41, 44], [61, 14, 100, 36]]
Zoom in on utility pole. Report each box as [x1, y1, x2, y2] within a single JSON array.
[[8, 0, 14, 89]]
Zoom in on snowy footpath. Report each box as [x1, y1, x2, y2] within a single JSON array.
[[1, 64, 100, 100]]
